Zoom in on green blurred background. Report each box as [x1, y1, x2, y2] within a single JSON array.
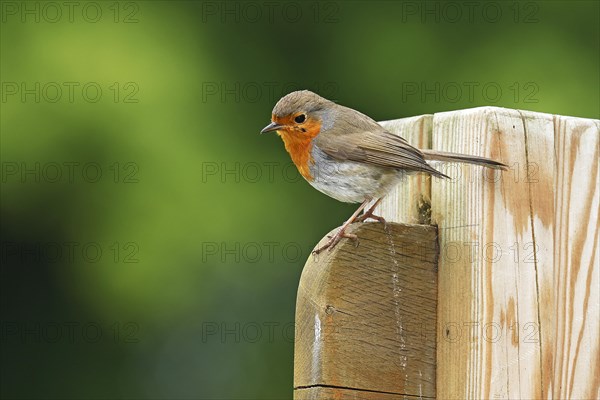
[[0, 1, 598, 399]]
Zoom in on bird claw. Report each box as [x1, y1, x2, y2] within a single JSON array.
[[355, 212, 387, 227], [313, 230, 358, 254], [313, 198, 377, 255], [353, 198, 386, 228]]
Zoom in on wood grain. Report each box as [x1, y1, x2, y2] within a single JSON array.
[[378, 115, 433, 224], [433, 107, 542, 399], [551, 115, 599, 399], [431, 107, 599, 399], [294, 222, 438, 399]]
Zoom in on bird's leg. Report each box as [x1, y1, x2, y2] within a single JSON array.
[[312, 199, 371, 254], [355, 198, 386, 225]]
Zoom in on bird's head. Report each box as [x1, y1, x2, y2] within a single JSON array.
[[260, 90, 333, 137], [260, 90, 335, 180]]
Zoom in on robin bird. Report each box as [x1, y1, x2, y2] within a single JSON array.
[[261, 90, 507, 254]]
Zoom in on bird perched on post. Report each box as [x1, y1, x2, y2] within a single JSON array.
[[261, 90, 507, 253]]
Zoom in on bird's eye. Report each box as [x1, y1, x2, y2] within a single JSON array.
[[294, 114, 306, 123]]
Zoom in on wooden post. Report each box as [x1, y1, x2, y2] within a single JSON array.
[[294, 107, 599, 399], [430, 108, 599, 399], [294, 222, 438, 399]]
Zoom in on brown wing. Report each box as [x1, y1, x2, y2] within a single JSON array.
[[314, 128, 448, 178]]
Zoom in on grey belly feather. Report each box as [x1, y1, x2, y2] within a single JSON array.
[[307, 145, 406, 203]]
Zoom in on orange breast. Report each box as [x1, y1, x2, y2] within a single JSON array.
[[276, 118, 321, 181], [279, 132, 315, 180]]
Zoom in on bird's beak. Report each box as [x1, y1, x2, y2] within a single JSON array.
[[260, 121, 283, 134]]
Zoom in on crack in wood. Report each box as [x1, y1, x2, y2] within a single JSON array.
[[439, 224, 481, 230], [518, 109, 545, 399], [294, 383, 435, 399]]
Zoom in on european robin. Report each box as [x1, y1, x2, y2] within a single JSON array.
[[261, 90, 507, 253]]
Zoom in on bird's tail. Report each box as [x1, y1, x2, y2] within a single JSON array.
[[421, 149, 508, 170]]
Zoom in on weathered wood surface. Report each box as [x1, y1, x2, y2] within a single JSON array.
[[544, 114, 599, 399], [295, 106, 599, 399], [378, 116, 433, 224], [429, 107, 599, 399], [431, 107, 542, 399], [294, 222, 438, 399]]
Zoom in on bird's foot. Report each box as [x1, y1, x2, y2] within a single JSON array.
[[355, 210, 387, 225], [312, 198, 372, 255], [354, 198, 386, 227], [312, 228, 358, 255]]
